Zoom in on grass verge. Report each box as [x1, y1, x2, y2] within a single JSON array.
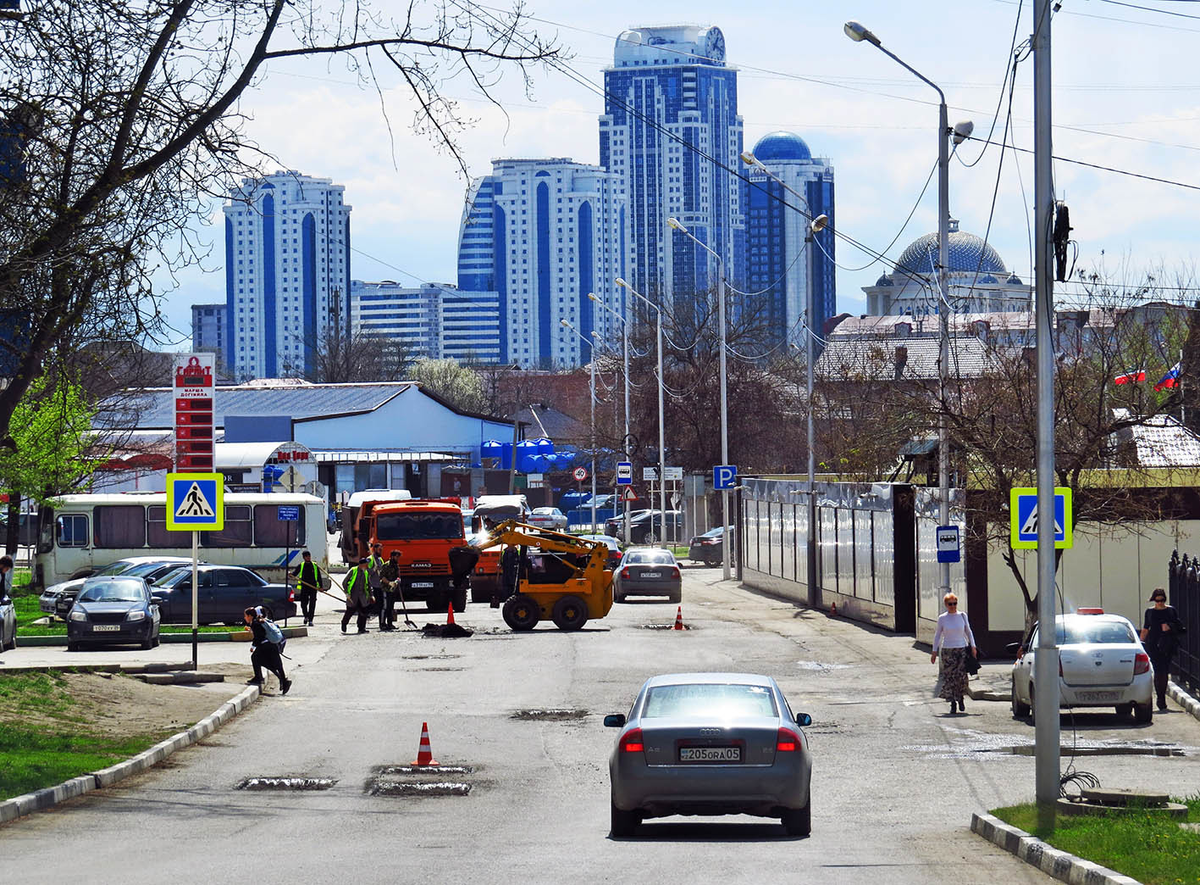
[[992, 799, 1200, 885], [0, 672, 170, 801]]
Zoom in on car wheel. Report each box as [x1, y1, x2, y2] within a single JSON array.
[[1028, 685, 1036, 723], [1115, 703, 1133, 718], [1133, 702, 1153, 724], [610, 800, 641, 837], [1011, 676, 1031, 718], [644, 532, 659, 544], [152, 636, 160, 648], [551, 595, 588, 631], [667, 590, 681, 604], [502, 594, 540, 631], [141, 637, 154, 650], [67, 642, 81, 652], [781, 789, 811, 836]]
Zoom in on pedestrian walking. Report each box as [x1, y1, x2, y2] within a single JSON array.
[[291, 550, 323, 627], [244, 607, 291, 694], [931, 593, 977, 715], [0, 554, 12, 665], [380, 550, 402, 629], [341, 559, 372, 634], [1140, 588, 1185, 711], [367, 543, 390, 632]]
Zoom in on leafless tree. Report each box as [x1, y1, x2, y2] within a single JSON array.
[[285, 325, 410, 383]]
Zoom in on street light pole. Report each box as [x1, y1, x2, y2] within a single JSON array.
[[618, 277, 668, 547], [845, 21, 973, 600], [562, 319, 599, 531], [589, 292, 632, 545], [668, 217, 731, 580]]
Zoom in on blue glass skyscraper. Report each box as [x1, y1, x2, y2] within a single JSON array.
[[600, 25, 745, 319]]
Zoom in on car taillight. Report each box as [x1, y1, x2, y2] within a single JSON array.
[[620, 728, 644, 753], [701, 539, 719, 546], [1134, 652, 1151, 675], [288, 588, 294, 602], [776, 728, 800, 752], [671, 567, 680, 579], [621, 568, 631, 579]]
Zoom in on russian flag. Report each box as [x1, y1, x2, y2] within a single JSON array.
[[1114, 368, 1146, 385], [1154, 361, 1182, 391]]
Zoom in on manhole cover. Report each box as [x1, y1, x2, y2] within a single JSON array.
[[371, 782, 471, 797], [511, 709, 589, 721], [236, 777, 337, 791], [378, 765, 474, 775]]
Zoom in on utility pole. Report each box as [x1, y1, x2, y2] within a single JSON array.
[[1033, 0, 1061, 825]]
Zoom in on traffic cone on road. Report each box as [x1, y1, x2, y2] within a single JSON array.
[[413, 721, 439, 766], [829, 602, 837, 617], [447, 601, 456, 626], [673, 606, 684, 630]]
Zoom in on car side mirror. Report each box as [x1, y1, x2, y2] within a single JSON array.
[[795, 713, 812, 727], [151, 596, 165, 606], [1006, 642, 1023, 659], [0, 596, 10, 606], [604, 713, 626, 728]]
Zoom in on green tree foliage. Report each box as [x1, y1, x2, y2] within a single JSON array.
[[409, 358, 486, 414], [0, 372, 96, 503]]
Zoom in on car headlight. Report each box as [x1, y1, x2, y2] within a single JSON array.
[[69, 610, 88, 622], [126, 610, 146, 622]]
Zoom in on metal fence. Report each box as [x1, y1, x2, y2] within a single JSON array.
[[1166, 551, 1200, 696]]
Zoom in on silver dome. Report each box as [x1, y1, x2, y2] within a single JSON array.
[[895, 230, 1007, 277]]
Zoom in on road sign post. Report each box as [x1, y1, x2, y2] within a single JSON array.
[[166, 473, 224, 668]]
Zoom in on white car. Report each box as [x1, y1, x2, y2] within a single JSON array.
[[1010, 610, 1154, 723], [528, 507, 568, 531]]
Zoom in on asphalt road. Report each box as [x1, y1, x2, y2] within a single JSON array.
[[3, 567, 1199, 884]]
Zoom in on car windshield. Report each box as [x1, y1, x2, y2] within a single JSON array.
[[78, 581, 146, 603], [702, 527, 727, 539], [643, 683, 778, 719], [94, 560, 135, 576], [153, 567, 189, 587], [582, 536, 617, 549], [1059, 620, 1137, 645], [625, 550, 675, 565], [377, 513, 463, 541], [124, 560, 181, 578], [533, 508, 556, 515]]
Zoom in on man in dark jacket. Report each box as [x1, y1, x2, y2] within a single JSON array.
[[367, 543, 390, 631], [341, 559, 372, 634], [291, 550, 323, 627], [243, 607, 291, 694], [380, 549, 402, 628]]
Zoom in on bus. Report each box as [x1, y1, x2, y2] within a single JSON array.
[[33, 492, 328, 588]]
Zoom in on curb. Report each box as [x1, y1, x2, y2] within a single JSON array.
[[15, 626, 306, 647], [1168, 680, 1200, 722], [971, 812, 1140, 885], [0, 683, 261, 825]]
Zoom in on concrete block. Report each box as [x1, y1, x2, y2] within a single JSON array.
[[971, 812, 1141, 885]]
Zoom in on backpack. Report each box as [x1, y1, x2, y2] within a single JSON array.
[[262, 618, 285, 650]]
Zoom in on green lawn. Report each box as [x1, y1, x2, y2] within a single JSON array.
[[0, 671, 169, 800], [993, 799, 1200, 885]]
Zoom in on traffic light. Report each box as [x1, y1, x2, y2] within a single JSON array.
[[262, 465, 284, 493]]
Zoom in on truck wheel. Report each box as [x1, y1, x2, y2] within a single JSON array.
[[551, 596, 588, 631], [451, 585, 468, 614], [425, 595, 445, 613], [502, 594, 539, 631]]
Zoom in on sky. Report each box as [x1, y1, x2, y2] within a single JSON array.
[[160, 0, 1200, 348]]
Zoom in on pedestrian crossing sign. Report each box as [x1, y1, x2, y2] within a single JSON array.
[[1010, 486, 1072, 550], [166, 472, 224, 531]]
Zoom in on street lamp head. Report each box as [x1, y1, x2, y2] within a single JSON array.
[[590, 330, 600, 339], [666, 217, 688, 233], [952, 120, 975, 146], [615, 277, 629, 289], [587, 292, 600, 302], [560, 319, 572, 329], [810, 213, 829, 234], [843, 20, 880, 46], [739, 150, 757, 167]]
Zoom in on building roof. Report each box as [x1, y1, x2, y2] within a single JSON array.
[[1113, 412, 1200, 468], [895, 229, 1007, 277], [753, 131, 812, 163], [816, 336, 999, 381], [828, 312, 1037, 338]]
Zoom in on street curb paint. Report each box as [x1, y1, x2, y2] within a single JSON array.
[[1168, 680, 1200, 723], [14, 626, 306, 647], [0, 683, 261, 825], [970, 812, 1141, 885]]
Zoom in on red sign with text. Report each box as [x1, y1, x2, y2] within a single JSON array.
[[174, 354, 215, 472]]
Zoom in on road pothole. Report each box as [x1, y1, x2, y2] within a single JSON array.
[[377, 765, 475, 775], [236, 777, 338, 791], [795, 661, 850, 672], [638, 623, 693, 631], [371, 782, 471, 797], [401, 654, 462, 661], [511, 708, 589, 721], [992, 745, 1186, 758]]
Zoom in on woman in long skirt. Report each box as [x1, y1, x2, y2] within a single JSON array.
[[931, 593, 977, 714]]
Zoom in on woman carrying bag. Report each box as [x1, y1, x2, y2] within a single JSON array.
[[931, 593, 977, 715], [1140, 588, 1185, 712]]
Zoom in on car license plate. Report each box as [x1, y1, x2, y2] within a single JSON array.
[[641, 572, 661, 578], [679, 746, 741, 763], [92, 625, 121, 632], [1076, 690, 1119, 702], [412, 582, 434, 589]]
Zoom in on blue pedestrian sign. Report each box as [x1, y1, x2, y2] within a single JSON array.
[[165, 472, 224, 531], [713, 464, 738, 491], [936, 525, 960, 564], [616, 461, 633, 485], [277, 505, 300, 521], [1010, 487, 1073, 550]]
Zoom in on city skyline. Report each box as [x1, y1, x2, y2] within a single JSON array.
[[165, 2, 1200, 351]]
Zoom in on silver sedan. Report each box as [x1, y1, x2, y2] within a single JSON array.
[[605, 672, 814, 837]]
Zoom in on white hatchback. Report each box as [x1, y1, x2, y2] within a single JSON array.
[[1010, 611, 1154, 724]]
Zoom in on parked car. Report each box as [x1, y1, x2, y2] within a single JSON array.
[[605, 672, 814, 837], [152, 565, 296, 625], [1, 587, 15, 651], [603, 510, 650, 540], [578, 534, 623, 569], [614, 547, 681, 603], [48, 556, 195, 620], [1010, 610, 1155, 723], [688, 526, 734, 566], [66, 576, 161, 651], [605, 510, 683, 545], [528, 507, 569, 531]]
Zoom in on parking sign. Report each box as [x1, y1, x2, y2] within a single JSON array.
[[713, 465, 737, 490]]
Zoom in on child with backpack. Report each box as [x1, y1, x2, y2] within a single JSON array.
[[243, 606, 292, 695]]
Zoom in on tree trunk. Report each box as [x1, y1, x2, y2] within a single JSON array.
[[5, 492, 20, 556]]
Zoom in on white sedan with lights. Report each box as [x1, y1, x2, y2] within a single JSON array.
[[1010, 610, 1155, 724]]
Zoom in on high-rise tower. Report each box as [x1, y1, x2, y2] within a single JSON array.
[[600, 25, 744, 318], [224, 171, 351, 379]]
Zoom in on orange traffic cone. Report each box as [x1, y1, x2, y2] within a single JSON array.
[[447, 601, 456, 626], [673, 606, 684, 630], [829, 602, 837, 617], [413, 721, 439, 766]]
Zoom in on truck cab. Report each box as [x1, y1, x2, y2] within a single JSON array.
[[366, 499, 470, 612]]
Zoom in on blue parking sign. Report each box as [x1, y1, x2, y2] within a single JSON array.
[[713, 465, 737, 490]]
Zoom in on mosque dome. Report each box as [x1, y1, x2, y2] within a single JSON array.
[[978, 274, 998, 285], [895, 225, 1007, 277], [752, 131, 812, 163], [1007, 272, 1023, 285], [875, 273, 894, 287]]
